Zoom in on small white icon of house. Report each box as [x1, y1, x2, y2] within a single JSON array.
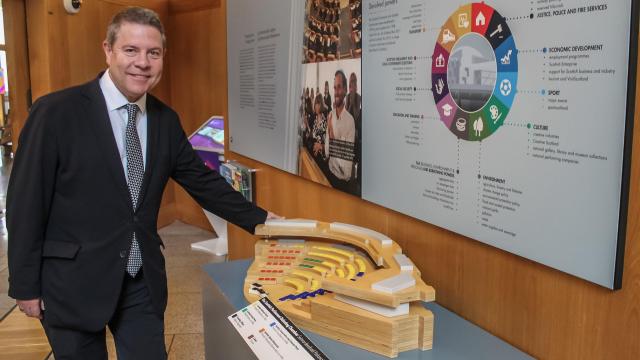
[[435, 53, 445, 67], [442, 104, 453, 116], [476, 12, 486, 26]]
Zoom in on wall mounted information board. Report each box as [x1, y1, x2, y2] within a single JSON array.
[[227, 0, 303, 171], [227, 0, 639, 289]]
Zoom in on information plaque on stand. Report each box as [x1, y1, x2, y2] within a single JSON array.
[[228, 297, 329, 360]]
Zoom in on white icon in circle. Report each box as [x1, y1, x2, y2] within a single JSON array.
[[490, 105, 502, 123], [500, 79, 512, 96], [473, 117, 484, 136], [459, 13, 469, 28], [442, 104, 453, 116], [435, 53, 446, 67], [490, 24, 503, 38], [501, 49, 512, 65], [476, 12, 486, 26], [435, 78, 445, 95], [442, 29, 456, 44], [456, 118, 466, 132]]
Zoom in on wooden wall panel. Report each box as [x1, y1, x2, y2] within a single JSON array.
[[25, 0, 171, 101], [229, 85, 640, 360], [165, 1, 640, 358], [168, 0, 221, 14], [166, 1, 225, 231], [19, 0, 176, 226], [3, 0, 31, 151]]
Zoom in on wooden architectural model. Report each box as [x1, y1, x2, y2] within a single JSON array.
[[244, 219, 436, 358]]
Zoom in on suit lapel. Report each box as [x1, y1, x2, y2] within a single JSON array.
[[81, 77, 134, 212], [138, 96, 159, 207]]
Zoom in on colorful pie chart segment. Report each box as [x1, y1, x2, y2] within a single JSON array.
[[432, 3, 518, 141]]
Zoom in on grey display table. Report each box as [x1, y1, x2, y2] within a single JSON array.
[[202, 260, 532, 359]]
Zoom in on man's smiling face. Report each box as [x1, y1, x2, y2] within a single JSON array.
[[103, 22, 164, 102]]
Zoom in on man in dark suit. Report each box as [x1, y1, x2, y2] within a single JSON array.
[[7, 7, 276, 359]]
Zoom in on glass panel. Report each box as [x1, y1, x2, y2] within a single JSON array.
[[0, 50, 7, 94], [0, 6, 5, 45]]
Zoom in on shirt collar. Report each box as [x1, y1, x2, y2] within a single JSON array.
[[99, 70, 147, 115]]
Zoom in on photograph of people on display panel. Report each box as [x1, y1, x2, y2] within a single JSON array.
[[298, 0, 363, 196]]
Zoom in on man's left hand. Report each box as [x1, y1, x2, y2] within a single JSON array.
[[267, 212, 284, 220], [17, 298, 43, 319]]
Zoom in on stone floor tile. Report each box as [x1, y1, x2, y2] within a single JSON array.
[[168, 334, 205, 360], [164, 292, 203, 335]]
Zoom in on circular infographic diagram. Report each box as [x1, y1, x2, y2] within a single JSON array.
[[432, 3, 518, 141]]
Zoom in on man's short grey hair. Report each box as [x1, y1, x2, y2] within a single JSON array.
[[106, 7, 166, 48]]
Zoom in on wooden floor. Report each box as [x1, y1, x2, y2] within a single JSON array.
[[0, 308, 50, 360]]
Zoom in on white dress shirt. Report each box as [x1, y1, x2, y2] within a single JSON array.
[[99, 70, 148, 182]]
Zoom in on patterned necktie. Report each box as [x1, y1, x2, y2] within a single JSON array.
[[125, 103, 143, 277]]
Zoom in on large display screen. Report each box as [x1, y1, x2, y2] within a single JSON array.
[[361, 0, 637, 289], [227, 0, 639, 289], [189, 116, 225, 171]]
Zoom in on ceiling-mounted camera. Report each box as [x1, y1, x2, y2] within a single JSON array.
[[63, 0, 82, 14]]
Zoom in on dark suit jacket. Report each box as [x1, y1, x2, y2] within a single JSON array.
[[7, 76, 267, 331]]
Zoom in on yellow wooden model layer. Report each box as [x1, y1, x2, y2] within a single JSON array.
[[244, 219, 436, 358]]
